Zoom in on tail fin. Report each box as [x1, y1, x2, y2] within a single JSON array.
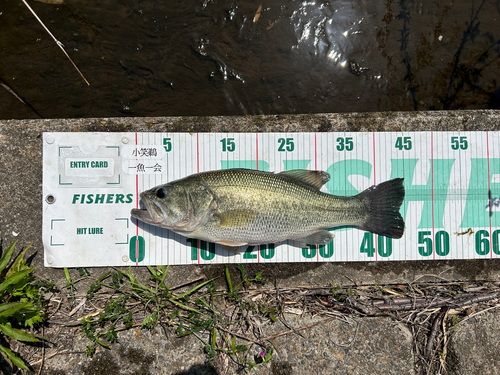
[[357, 178, 405, 239]]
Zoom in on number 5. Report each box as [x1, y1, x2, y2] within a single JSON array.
[[163, 138, 172, 152]]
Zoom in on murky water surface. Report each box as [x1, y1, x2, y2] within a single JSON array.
[[0, 0, 499, 119]]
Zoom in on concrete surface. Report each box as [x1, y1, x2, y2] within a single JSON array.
[[1, 110, 500, 374], [42, 327, 210, 375], [447, 310, 500, 375], [250, 315, 414, 375], [40, 314, 415, 375]]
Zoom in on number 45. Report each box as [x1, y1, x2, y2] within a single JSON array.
[[395, 136, 412, 150]]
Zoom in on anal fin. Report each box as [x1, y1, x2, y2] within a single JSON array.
[[293, 230, 334, 247]]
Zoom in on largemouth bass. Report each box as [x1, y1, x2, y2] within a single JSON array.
[[131, 169, 405, 252]]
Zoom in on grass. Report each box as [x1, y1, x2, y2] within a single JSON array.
[[0, 241, 50, 370], [60, 263, 274, 371], [3, 247, 500, 374], [42, 264, 500, 374]]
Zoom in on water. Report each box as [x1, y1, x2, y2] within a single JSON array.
[[0, 0, 499, 119]]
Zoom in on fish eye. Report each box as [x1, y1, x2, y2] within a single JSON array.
[[156, 188, 167, 198]]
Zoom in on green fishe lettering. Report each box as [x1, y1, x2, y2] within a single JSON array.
[[325, 159, 372, 196], [461, 158, 500, 228], [390, 158, 455, 229]]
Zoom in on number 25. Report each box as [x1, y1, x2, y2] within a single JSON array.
[[278, 138, 294, 152]]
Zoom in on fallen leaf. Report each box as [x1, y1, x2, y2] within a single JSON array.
[[284, 307, 303, 315], [251, 293, 262, 301], [253, 4, 262, 23]]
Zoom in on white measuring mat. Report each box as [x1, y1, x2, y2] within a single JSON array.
[[42, 132, 500, 267]]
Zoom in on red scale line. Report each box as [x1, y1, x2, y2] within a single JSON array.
[[197, 133, 200, 264], [257, 133, 260, 263], [373, 133, 377, 261], [315, 133, 318, 170], [431, 132, 435, 260], [135, 132, 139, 266], [487, 132, 492, 258], [315, 133, 319, 262], [256, 132, 259, 171]]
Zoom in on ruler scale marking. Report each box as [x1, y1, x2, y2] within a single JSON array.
[[487, 132, 492, 259], [197, 133, 200, 264], [135, 132, 139, 266], [42, 131, 500, 267], [431, 132, 435, 260], [373, 132, 378, 262]]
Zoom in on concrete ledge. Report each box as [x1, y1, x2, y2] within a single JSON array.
[[2, 110, 500, 284], [1, 109, 499, 134], [1, 109, 500, 374]]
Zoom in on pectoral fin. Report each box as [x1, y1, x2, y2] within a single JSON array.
[[216, 240, 248, 254], [293, 230, 334, 247], [216, 210, 258, 228]]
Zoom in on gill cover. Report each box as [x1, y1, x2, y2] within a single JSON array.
[[180, 180, 216, 232]]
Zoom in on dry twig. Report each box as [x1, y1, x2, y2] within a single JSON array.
[[20, 0, 90, 85]]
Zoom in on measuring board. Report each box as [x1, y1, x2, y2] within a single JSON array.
[[42, 132, 500, 267]]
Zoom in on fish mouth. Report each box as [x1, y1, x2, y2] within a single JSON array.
[[131, 195, 165, 225]]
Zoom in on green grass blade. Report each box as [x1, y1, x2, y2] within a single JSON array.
[[0, 324, 40, 342], [0, 302, 30, 318], [0, 241, 16, 274], [146, 266, 156, 277], [0, 268, 34, 294], [0, 342, 28, 369], [172, 279, 213, 300], [97, 271, 111, 283], [6, 244, 31, 277], [211, 328, 217, 348], [121, 268, 152, 293], [168, 298, 201, 313], [95, 337, 110, 349], [64, 268, 72, 284], [225, 266, 233, 293], [160, 265, 169, 285]]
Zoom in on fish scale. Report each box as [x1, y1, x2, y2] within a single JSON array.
[[194, 169, 365, 243]]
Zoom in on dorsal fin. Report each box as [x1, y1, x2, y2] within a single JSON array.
[[279, 170, 330, 190]]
